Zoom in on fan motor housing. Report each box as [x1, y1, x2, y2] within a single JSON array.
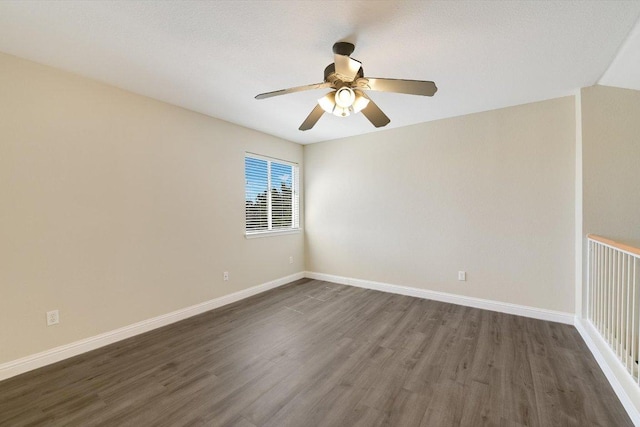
[[324, 63, 364, 86]]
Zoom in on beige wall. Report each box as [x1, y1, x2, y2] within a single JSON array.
[[2, 48, 604, 366], [580, 84, 640, 417], [305, 97, 576, 313], [582, 85, 640, 247], [0, 53, 304, 363]]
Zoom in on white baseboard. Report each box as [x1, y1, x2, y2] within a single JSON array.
[[304, 271, 574, 325], [0, 272, 305, 382], [575, 318, 640, 426]]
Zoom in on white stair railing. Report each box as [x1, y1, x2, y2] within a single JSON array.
[[588, 234, 640, 386]]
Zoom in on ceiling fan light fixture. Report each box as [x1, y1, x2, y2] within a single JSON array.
[[352, 90, 370, 114], [318, 91, 351, 117], [318, 92, 336, 114], [335, 87, 355, 108], [318, 89, 367, 118]]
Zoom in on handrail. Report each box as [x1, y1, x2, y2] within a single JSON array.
[[588, 234, 640, 258]]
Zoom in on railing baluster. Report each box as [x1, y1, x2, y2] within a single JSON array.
[[612, 248, 616, 347], [631, 258, 640, 385], [596, 242, 599, 321], [598, 246, 606, 335], [595, 243, 599, 329], [600, 243, 604, 332], [612, 247, 616, 346], [608, 247, 613, 345], [624, 253, 629, 370], [615, 251, 622, 358], [632, 254, 636, 379], [617, 249, 622, 357], [593, 241, 597, 322], [608, 246, 612, 341], [609, 248, 616, 353], [587, 240, 596, 319], [632, 257, 635, 382]]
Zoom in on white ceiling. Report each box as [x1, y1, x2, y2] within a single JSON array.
[[0, 1, 639, 145], [600, 16, 640, 91]]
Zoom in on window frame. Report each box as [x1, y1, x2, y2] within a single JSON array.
[[244, 153, 300, 238]]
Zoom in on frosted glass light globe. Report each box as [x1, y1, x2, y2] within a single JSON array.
[[335, 87, 355, 108]]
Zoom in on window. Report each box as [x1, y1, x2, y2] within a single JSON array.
[[245, 153, 299, 236]]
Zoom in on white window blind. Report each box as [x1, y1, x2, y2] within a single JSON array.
[[245, 154, 299, 235]]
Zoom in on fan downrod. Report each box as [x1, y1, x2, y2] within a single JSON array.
[[332, 42, 355, 56]]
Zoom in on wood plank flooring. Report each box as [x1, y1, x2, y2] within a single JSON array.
[[0, 278, 633, 426]]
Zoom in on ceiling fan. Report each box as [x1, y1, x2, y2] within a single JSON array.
[[255, 42, 437, 131]]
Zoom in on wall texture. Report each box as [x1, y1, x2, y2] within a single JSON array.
[[305, 97, 576, 313], [582, 85, 640, 247], [0, 53, 303, 364]]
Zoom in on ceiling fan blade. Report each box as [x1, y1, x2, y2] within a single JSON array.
[[299, 104, 325, 131], [358, 78, 437, 96], [360, 95, 390, 128], [334, 54, 362, 82], [255, 82, 333, 100]]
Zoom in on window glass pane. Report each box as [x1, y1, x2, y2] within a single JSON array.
[[245, 157, 268, 231], [245, 154, 299, 235], [270, 162, 293, 229]]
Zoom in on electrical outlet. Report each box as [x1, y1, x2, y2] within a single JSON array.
[[46, 310, 59, 326], [458, 271, 466, 281], [223, 271, 229, 281], [289, 256, 294, 264]]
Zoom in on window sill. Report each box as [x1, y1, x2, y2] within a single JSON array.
[[245, 229, 302, 239]]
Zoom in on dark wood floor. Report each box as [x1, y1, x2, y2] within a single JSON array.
[[0, 279, 632, 426]]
